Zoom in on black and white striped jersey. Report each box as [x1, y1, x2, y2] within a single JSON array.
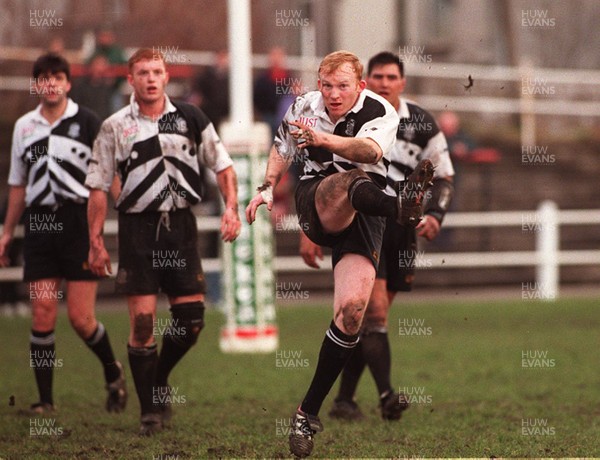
[[274, 89, 399, 189], [8, 99, 100, 207], [386, 98, 454, 195], [85, 94, 233, 213]]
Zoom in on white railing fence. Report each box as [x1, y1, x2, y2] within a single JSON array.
[[2, 46, 600, 146], [0, 201, 598, 300]]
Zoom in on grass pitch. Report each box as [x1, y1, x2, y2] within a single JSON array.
[[1, 297, 599, 459]]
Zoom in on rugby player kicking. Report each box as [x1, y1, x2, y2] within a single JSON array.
[[246, 50, 434, 458], [301, 51, 455, 422]]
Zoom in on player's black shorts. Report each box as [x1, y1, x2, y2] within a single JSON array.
[[376, 217, 417, 292], [295, 177, 385, 269], [23, 202, 98, 282], [116, 208, 206, 297]]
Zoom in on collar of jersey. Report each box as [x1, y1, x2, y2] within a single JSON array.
[[398, 97, 410, 119], [32, 98, 78, 126], [310, 89, 371, 124], [129, 93, 177, 119]]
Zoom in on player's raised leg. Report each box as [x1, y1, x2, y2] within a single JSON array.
[[316, 168, 399, 232], [127, 294, 161, 435], [28, 278, 60, 414], [315, 160, 434, 231], [66, 280, 126, 413]]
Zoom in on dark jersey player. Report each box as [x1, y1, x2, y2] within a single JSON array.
[[301, 51, 455, 421], [86, 48, 241, 436], [246, 50, 434, 458], [0, 53, 127, 415]]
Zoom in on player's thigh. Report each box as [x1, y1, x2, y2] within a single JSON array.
[[29, 277, 61, 331], [115, 211, 161, 296], [22, 209, 62, 283], [315, 171, 364, 234], [160, 211, 207, 300], [57, 203, 99, 282], [333, 253, 376, 334]]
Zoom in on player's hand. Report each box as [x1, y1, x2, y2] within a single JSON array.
[[289, 120, 324, 149], [221, 207, 241, 242], [88, 243, 112, 277], [299, 232, 323, 269], [0, 233, 12, 267], [416, 214, 441, 241], [245, 187, 273, 225]]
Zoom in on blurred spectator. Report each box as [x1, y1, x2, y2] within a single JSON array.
[[70, 54, 115, 121], [88, 27, 127, 113], [90, 27, 127, 66], [438, 111, 500, 251], [437, 110, 476, 213], [253, 46, 293, 138], [47, 37, 65, 55], [189, 50, 230, 130], [437, 111, 476, 162]]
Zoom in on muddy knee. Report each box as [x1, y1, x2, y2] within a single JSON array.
[[133, 313, 154, 345], [338, 301, 366, 335]]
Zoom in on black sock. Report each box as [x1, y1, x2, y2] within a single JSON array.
[[30, 330, 55, 406], [336, 341, 366, 402], [362, 330, 393, 397], [128, 344, 158, 415], [300, 321, 359, 415], [156, 335, 190, 387], [85, 322, 120, 383], [348, 177, 396, 217]]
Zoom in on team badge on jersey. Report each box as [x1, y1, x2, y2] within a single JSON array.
[[345, 119, 356, 136], [68, 122, 81, 139]]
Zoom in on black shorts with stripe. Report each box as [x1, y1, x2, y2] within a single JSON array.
[[295, 177, 385, 269], [116, 208, 206, 297], [23, 202, 98, 282], [376, 217, 417, 292]]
